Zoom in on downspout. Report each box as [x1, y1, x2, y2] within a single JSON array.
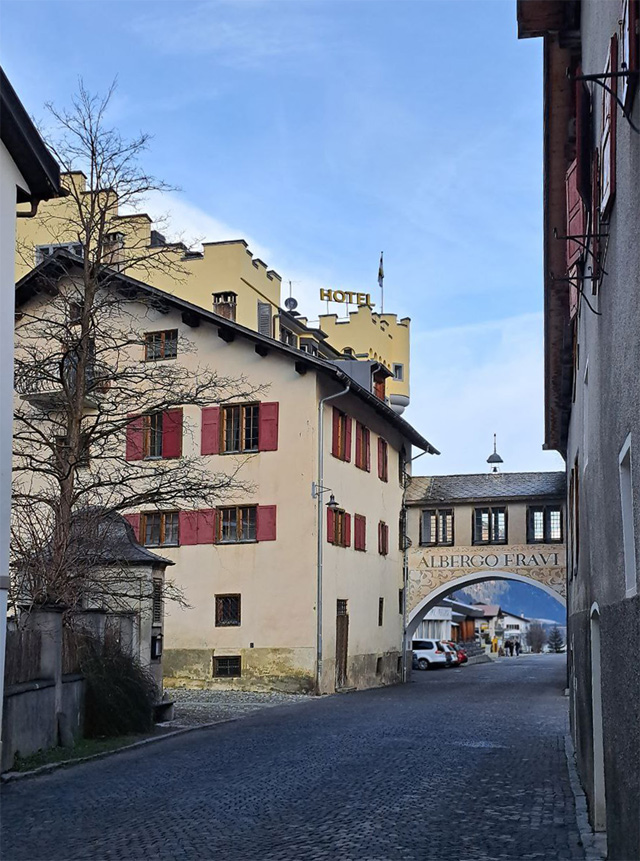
[[16, 199, 41, 218], [401, 448, 429, 682], [315, 380, 350, 695]]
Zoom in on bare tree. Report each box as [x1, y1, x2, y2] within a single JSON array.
[[12, 82, 262, 616], [526, 621, 547, 654]]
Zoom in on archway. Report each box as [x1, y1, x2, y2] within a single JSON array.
[[590, 604, 606, 832], [407, 569, 566, 640]]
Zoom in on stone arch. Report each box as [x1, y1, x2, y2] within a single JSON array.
[[407, 569, 566, 640]]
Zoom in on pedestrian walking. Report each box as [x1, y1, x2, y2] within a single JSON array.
[[506, 640, 514, 657], [515, 640, 521, 656]]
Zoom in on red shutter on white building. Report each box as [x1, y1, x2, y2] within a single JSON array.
[[327, 507, 335, 544], [354, 514, 366, 551], [332, 408, 341, 458], [162, 409, 183, 458], [125, 415, 144, 461], [256, 505, 277, 541], [575, 71, 592, 206], [344, 513, 351, 547], [258, 402, 279, 451], [124, 513, 141, 541], [566, 159, 584, 268], [601, 34, 617, 215], [201, 407, 220, 455], [197, 509, 216, 543], [344, 418, 352, 463], [179, 511, 199, 545]]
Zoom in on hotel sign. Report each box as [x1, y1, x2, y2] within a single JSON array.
[[418, 550, 562, 570], [319, 289, 374, 306]]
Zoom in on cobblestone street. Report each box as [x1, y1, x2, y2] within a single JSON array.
[[1, 655, 583, 861]]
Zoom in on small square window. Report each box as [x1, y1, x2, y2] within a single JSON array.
[[215, 594, 241, 627], [213, 656, 241, 678], [145, 330, 178, 361]]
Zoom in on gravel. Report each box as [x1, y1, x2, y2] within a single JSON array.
[[161, 688, 312, 728]]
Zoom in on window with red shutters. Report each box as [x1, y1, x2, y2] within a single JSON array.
[[566, 159, 584, 269], [378, 521, 389, 556], [179, 509, 216, 545], [201, 407, 220, 455], [378, 438, 389, 482], [327, 508, 350, 547], [354, 423, 370, 471], [128, 410, 183, 460], [256, 505, 277, 541], [354, 514, 367, 551], [601, 34, 617, 216], [331, 408, 351, 462], [162, 408, 183, 458], [125, 415, 144, 461]]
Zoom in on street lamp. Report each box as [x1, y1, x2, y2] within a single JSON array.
[[311, 482, 339, 509]]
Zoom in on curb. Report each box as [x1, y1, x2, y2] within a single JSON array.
[[564, 734, 608, 861], [1, 718, 238, 784]]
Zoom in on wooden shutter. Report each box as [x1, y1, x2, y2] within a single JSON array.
[[197, 509, 216, 544], [327, 507, 335, 544], [201, 407, 220, 455], [621, 0, 639, 111], [355, 423, 362, 468], [256, 505, 277, 541], [162, 408, 183, 458], [257, 301, 272, 337], [125, 415, 144, 461], [365, 430, 371, 472], [124, 513, 141, 541], [258, 402, 279, 451], [354, 514, 366, 551], [179, 511, 199, 545], [591, 150, 601, 292], [344, 513, 351, 547], [332, 408, 341, 458], [575, 70, 592, 206], [566, 160, 584, 268]]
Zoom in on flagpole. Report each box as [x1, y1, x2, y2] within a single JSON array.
[[378, 251, 384, 313]]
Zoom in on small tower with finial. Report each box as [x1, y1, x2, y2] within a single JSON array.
[[487, 434, 504, 473]]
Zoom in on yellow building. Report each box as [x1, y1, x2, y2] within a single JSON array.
[[14, 252, 437, 693], [17, 173, 411, 410]]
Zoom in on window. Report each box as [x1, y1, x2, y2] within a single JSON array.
[[392, 363, 404, 381], [601, 34, 617, 215], [527, 506, 563, 543], [355, 423, 370, 471], [300, 339, 319, 357], [619, 435, 637, 597], [222, 404, 259, 453], [506, 624, 520, 631], [142, 512, 179, 547], [151, 635, 163, 660], [472, 507, 507, 545], [69, 300, 84, 325], [331, 408, 351, 462], [152, 579, 163, 625], [337, 599, 348, 616], [398, 589, 404, 614], [328, 508, 350, 548], [143, 413, 164, 458], [215, 595, 241, 627], [55, 434, 90, 469], [378, 438, 389, 482], [35, 242, 83, 265], [620, 0, 639, 111], [280, 326, 297, 348], [378, 521, 389, 556], [373, 371, 386, 401], [420, 509, 454, 546], [569, 461, 580, 577], [217, 506, 257, 543], [257, 301, 272, 337], [213, 656, 241, 678], [378, 597, 384, 627], [354, 514, 367, 551], [145, 330, 178, 361]]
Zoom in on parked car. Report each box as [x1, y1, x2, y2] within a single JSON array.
[[441, 642, 459, 666], [443, 641, 468, 665], [412, 639, 451, 670]]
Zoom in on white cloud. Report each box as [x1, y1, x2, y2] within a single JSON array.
[[406, 313, 565, 476]]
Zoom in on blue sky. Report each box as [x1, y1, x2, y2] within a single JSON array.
[[2, 0, 564, 475]]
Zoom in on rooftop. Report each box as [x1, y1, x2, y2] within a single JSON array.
[[406, 471, 566, 504]]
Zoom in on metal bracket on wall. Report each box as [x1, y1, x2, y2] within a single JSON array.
[[552, 228, 609, 277], [549, 274, 602, 317], [569, 68, 640, 134]]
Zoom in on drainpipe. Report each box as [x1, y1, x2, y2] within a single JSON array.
[[401, 448, 429, 682], [315, 381, 350, 695]]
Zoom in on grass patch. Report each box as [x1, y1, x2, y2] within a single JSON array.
[[11, 733, 149, 772]]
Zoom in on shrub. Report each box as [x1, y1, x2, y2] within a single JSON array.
[[79, 631, 157, 738]]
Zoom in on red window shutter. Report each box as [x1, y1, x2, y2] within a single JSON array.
[[365, 430, 371, 472], [126, 415, 144, 461], [378, 438, 383, 479], [162, 408, 183, 458], [354, 514, 366, 551], [591, 150, 600, 289], [575, 70, 592, 205], [332, 408, 341, 458], [256, 505, 277, 541], [566, 160, 584, 268], [197, 509, 216, 544], [355, 424, 362, 467], [179, 511, 199, 546], [201, 407, 220, 455], [601, 35, 617, 215], [344, 417, 352, 463], [384, 524, 389, 555], [124, 513, 141, 541], [258, 402, 279, 451], [344, 512, 351, 547], [327, 507, 335, 543]]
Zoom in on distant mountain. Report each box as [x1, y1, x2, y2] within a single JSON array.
[[454, 580, 566, 623]]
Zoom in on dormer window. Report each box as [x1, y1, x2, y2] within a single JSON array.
[[373, 370, 386, 401], [212, 291, 237, 322]]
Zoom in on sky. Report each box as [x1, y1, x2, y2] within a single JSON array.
[[2, 0, 565, 476]]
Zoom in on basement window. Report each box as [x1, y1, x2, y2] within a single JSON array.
[[213, 656, 241, 678]]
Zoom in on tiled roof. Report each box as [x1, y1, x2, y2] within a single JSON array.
[[406, 471, 566, 504]]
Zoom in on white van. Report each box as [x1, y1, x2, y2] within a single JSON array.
[[412, 638, 452, 670]]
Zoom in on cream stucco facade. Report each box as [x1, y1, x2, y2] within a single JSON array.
[[14, 257, 435, 693]]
